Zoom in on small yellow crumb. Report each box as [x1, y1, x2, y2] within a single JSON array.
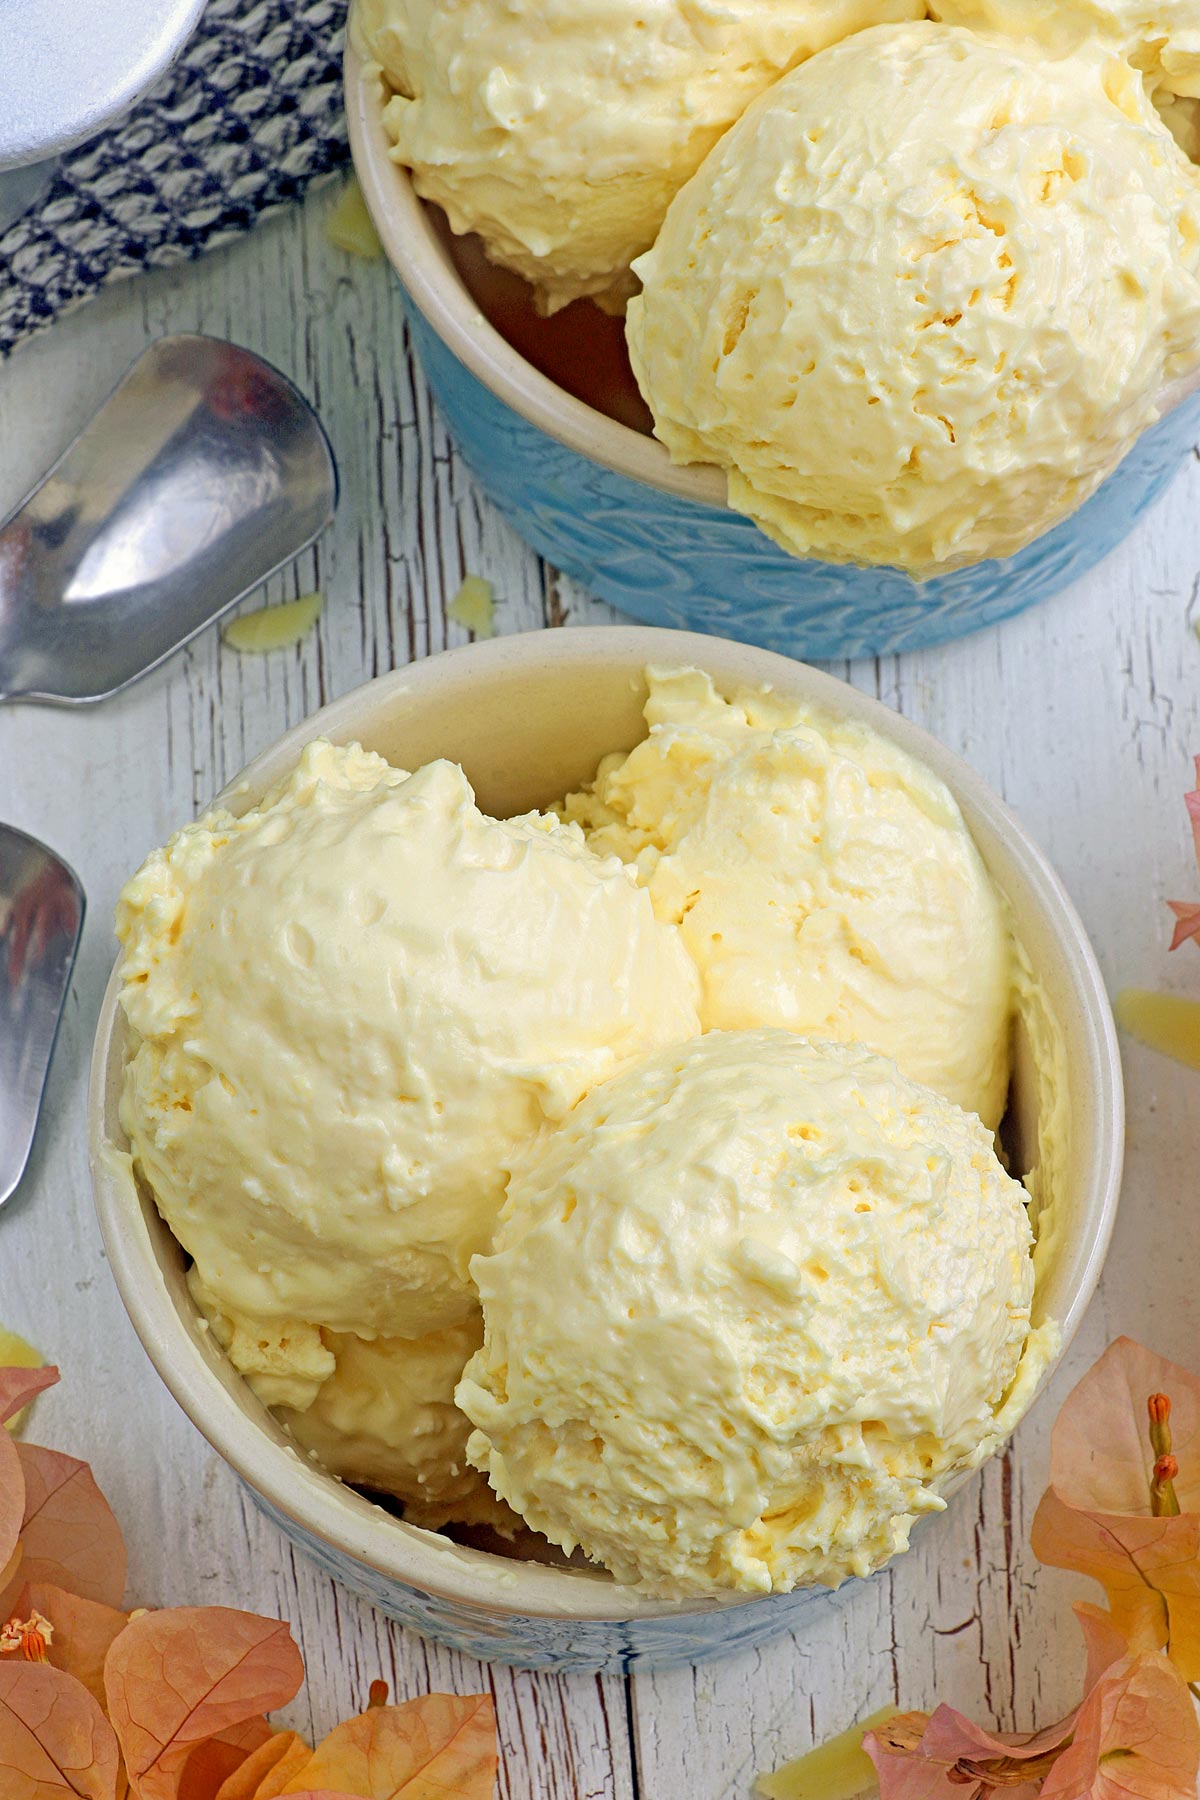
[[325, 176, 383, 259], [0, 1326, 44, 1435], [222, 592, 323, 654], [756, 1707, 899, 1800], [1115, 988, 1200, 1071], [448, 575, 495, 639]]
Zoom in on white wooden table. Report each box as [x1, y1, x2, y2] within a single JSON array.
[[2, 177, 1199, 1800]]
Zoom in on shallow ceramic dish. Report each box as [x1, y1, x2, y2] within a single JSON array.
[[345, 43, 1200, 662], [89, 627, 1124, 1672]]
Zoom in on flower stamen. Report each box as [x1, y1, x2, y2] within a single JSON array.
[[1148, 1395, 1181, 1515], [0, 1611, 53, 1661]]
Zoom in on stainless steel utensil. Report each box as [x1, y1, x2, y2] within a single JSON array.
[[0, 334, 338, 705], [0, 0, 206, 232], [0, 825, 84, 1209]]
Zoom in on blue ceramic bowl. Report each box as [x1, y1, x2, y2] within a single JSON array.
[[346, 47, 1200, 661], [90, 631, 1122, 1672]]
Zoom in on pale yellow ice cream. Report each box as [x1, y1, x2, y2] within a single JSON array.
[[928, 2, 1200, 97], [627, 21, 1200, 574], [356, 0, 924, 312], [276, 1318, 516, 1532], [561, 667, 1012, 1130], [117, 738, 700, 1343], [459, 1029, 1050, 1599], [189, 1271, 510, 1530]]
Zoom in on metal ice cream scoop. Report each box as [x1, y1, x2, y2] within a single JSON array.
[[0, 0, 207, 233], [0, 334, 338, 706], [0, 825, 85, 1210]]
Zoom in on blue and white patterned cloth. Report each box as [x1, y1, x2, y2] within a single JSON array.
[[0, 0, 350, 360]]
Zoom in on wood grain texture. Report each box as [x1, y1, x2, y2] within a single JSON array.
[[1, 176, 1198, 1798]]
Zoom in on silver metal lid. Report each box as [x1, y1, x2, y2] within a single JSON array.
[[0, 0, 208, 169]]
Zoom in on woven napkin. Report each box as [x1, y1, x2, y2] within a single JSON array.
[[0, 0, 351, 360]]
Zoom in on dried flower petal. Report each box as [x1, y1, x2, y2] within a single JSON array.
[[0, 1659, 121, 1799], [177, 1719, 275, 1800], [0, 1435, 25, 1583], [212, 1729, 311, 1800], [1167, 901, 1200, 952], [276, 1694, 497, 1799], [104, 1608, 303, 1800], [14, 1583, 127, 1713], [16, 1446, 126, 1609], [1075, 1602, 1134, 1690], [0, 1355, 55, 1437], [1039, 1649, 1200, 1800], [1167, 757, 1200, 951], [1031, 1338, 1200, 1676], [866, 1699, 1076, 1800]]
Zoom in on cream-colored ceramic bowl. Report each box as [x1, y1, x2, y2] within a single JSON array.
[[88, 628, 1123, 1672]]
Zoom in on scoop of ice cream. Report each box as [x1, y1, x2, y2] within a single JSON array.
[[929, 2, 1200, 98], [117, 738, 700, 1340], [188, 1270, 335, 1412], [189, 1272, 510, 1530], [626, 22, 1200, 574], [561, 667, 1012, 1130], [357, 0, 924, 312], [276, 1317, 517, 1532], [459, 1030, 1047, 1598]]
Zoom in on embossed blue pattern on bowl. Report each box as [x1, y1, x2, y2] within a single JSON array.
[[404, 303, 1200, 660], [248, 1488, 832, 1671]]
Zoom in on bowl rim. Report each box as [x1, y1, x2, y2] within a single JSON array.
[[88, 625, 1124, 1623], [343, 39, 729, 507]]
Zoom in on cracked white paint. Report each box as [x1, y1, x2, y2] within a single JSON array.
[[1, 178, 1198, 1800]]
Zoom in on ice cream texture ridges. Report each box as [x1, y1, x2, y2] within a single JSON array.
[[115, 736, 701, 1347], [356, 0, 924, 312], [626, 21, 1200, 574], [459, 1029, 1051, 1599], [560, 666, 1012, 1130], [928, 2, 1200, 98]]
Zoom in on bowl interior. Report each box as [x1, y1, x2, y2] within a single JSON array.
[[90, 628, 1122, 1620], [344, 42, 728, 504]]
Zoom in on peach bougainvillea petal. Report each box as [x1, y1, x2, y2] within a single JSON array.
[[15, 1446, 127, 1610], [213, 1730, 311, 1800], [1167, 900, 1200, 953], [0, 1659, 121, 1800], [1043, 1340, 1200, 1514], [104, 1608, 303, 1800], [0, 1544, 24, 1622], [0, 1368, 59, 1430], [177, 1718, 275, 1800], [1074, 1602, 1136, 1690], [11, 1583, 128, 1713], [1039, 1650, 1200, 1800], [0, 1433, 25, 1594], [1030, 1487, 1173, 1655], [864, 1703, 1073, 1800], [1031, 1338, 1200, 1676], [277, 1694, 498, 1800]]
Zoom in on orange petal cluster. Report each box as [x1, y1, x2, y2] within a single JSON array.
[[1031, 1338, 1200, 1674], [0, 1357, 498, 1800], [853, 1337, 1200, 1800]]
